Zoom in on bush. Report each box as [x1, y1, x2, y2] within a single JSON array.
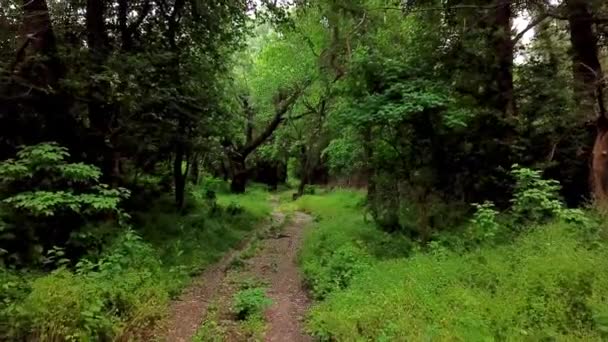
[[0, 186, 273, 340], [232, 287, 273, 320], [133, 187, 269, 281], [299, 175, 606, 340], [302, 243, 371, 300], [0, 143, 129, 266], [467, 201, 501, 244], [2, 230, 168, 340], [510, 165, 563, 224], [307, 223, 608, 341]]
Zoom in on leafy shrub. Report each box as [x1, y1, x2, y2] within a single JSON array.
[[322, 130, 364, 177], [226, 202, 244, 216], [0, 143, 129, 265], [510, 165, 563, 224], [303, 243, 371, 300], [232, 287, 272, 320], [0, 164, 273, 341], [467, 201, 501, 243], [298, 186, 605, 340], [296, 190, 410, 299], [215, 185, 271, 220]]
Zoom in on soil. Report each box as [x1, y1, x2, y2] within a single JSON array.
[[258, 212, 313, 342], [157, 199, 313, 342]]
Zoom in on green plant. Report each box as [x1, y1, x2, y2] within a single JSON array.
[[510, 165, 563, 224], [305, 243, 371, 299], [193, 303, 226, 342], [1, 229, 169, 340], [468, 201, 501, 242], [305, 222, 608, 341], [0, 143, 129, 265], [232, 287, 273, 320]]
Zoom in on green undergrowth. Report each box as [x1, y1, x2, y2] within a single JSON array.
[[294, 189, 412, 300], [296, 189, 608, 340], [0, 180, 271, 341]]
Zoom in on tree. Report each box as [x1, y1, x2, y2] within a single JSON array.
[[564, 0, 608, 203], [226, 86, 307, 193]]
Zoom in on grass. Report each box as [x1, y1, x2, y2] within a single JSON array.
[[192, 302, 225, 342], [135, 183, 271, 284], [216, 184, 272, 220], [296, 189, 608, 341], [293, 189, 411, 299], [0, 179, 272, 341]]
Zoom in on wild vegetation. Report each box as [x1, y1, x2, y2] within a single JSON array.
[[1, 0, 608, 340]]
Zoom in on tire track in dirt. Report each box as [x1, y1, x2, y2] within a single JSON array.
[[157, 197, 313, 342], [157, 211, 285, 342], [262, 211, 313, 342]]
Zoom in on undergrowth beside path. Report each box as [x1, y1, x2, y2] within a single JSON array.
[[0, 183, 271, 341], [295, 189, 608, 341]]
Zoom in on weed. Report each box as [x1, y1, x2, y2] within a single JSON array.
[[295, 190, 410, 299], [228, 257, 246, 271], [192, 303, 225, 342], [240, 240, 260, 260], [232, 287, 273, 321]]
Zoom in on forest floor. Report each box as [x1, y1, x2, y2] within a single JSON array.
[[158, 195, 313, 342]]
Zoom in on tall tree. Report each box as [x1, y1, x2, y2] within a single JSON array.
[[565, 0, 608, 202]]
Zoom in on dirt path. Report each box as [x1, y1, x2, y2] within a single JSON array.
[[262, 212, 313, 342], [159, 227, 266, 342], [158, 201, 313, 342]]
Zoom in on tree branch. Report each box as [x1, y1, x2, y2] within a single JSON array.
[[513, 12, 550, 44], [241, 82, 309, 158]]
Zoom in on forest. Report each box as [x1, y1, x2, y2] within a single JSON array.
[[1, 0, 608, 340]]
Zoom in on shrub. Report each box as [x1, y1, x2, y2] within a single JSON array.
[[0, 143, 129, 265], [510, 165, 563, 224], [302, 243, 371, 300], [467, 201, 501, 244], [232, 287, 273, 320], [0, 171, 273, 341], [296, 190, 410, 299], [2, 229, 168, 340], [298, 185, 605, 340]]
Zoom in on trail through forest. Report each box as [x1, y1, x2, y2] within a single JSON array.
[[263, 211, 312, 342], [160, 197, 312, 341]]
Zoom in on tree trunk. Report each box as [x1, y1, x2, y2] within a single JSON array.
[[10, 0, 75, 149], [166, 0, 188, 208], [85, 0, 117, 180], [492, 0, 516, 116], [174, 143, 188, 209], [190, 154, 200, 185], [230, 158, 248, 193], [297, 145, 309, 197], [566, 0, 608, 202], [14, 0, 61, 85], [363, 127, 375, 202]]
